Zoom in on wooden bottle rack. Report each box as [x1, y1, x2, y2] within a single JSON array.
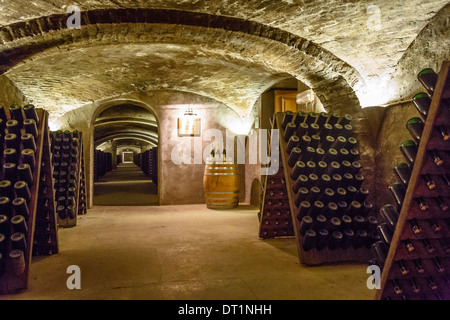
[[50, 130, 86, 228], [259, 111, 376, 266], [258, 133, 295, 239], [0, 107, 58, 294], [376, 61, 450, 300]]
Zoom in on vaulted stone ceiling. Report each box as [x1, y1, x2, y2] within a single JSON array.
[[0, 0, 449, 122], [94, 103, 158, 149]]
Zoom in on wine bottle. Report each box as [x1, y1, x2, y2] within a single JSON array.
[[413, 259, 425, 274], [284, 122, 297, 141], [305, 112, 318, 125], [5, 133, 20, 149], [412, 92, 431, 121], [319, 123, 332, 137], [282, 111, 294, 129], [315, 161, 328, 176], [320, 136, 335, 150], [309, 123, 320, 136], [23, 119, 38, 139], [372, 241, 389, 266], [339, 148, 349, 162], [331, 123, 343, 136], [316, 112, 329, 127], [309, 200, 325, 219], [286, 135, 300, 154], [13, 198, 30, 220], [323, 202, 338, 219], [294, 111, 307, 126], [394, 163, 411, 186], [304, 161, 316, 176], [23, 104, 39, 123], [330, 173, 342, 189], [423, 239, 435, 254], [297, 122, 309, 136], [11, 215, 28, 234], [342, 173, 354, 188], [14, 181, 31, 203], [3, 148, 19, 164], [341, 229, 355, 249], [301, 147, 315, 163], [298, 135, 311, 152], [377, 223, 393, 244], [295, 187, 309, 207], [312, 214, 327, 231], [293, 174, 308, 194], [406, 117, 424, 144], [310, 136, 321, 151], [415, 197, 429, 211], [400, 140, 418, 167], [318, 188, 335, 204], [432, 257, 445, 273], [437, 196, 448, 211], [288, 147, 302, 167], [437, 126, 450, 141], [355, 187, 369, 203], [297, 201, 311, 218], [417, 68, 438, 95], [327, 161, 341, 176], [328, 231, 343, 250], [316, 229, 329, 251], [9, 104, 24, 124], [380, 204, 399, 230], [391, 279, 403, 295], [403, 240, 415, 253], [21, 133, 36, 151], [334, 187, 347, 203], [291, 160, 306, 181], [0, 215, 8, 235], [302, 229, 317, 252], [0, 197, 12, 219], [397, 260, 409, 276], [299, 216, 314, 236], [11, 233, 28, 255], [409, 219, 422, 235], [440, 174, 450, 187], [327, 112, 340, 125], [409, 278, 421, 294], [429, 149, 444, 167], [422, 174, 436, 190], [389, 183, 406, 208]]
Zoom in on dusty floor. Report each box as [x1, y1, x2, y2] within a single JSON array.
[[1, 164, 376, 300]]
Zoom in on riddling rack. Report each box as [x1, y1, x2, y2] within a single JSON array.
[[94, 150, 112, 182], [375, 61, 450, 300], [135, 148, 158, 185], [50, 130, 86, 227], [259, 110, 378, 266], [258, 130, 295, 239], [0, 105, 58, 294]]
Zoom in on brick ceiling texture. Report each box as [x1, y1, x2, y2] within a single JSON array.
[[0, 0, 449, 121]]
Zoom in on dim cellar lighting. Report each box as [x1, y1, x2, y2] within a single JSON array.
[[178, 106, 201, 137]]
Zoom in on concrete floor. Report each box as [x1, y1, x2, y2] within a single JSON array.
[[94, 163, 158, 206], [1, 164, 376, 300]]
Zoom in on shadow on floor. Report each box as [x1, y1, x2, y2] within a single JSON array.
[[94, 163, 159, 206]]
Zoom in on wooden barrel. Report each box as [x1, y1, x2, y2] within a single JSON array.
[[203, 160, 240, 209]]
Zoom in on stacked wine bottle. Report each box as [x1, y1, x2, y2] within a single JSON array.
[[277, 110, 377, 265], [0, 105, 58, 294], [50, 130, 85, 228], [375, 63, 450, 300], [259, 142, 294, 239], [94, 149, 112, 182], [135, 148, 158, 185]]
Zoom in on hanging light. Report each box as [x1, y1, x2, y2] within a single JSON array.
[[178, 105, 201, 137]]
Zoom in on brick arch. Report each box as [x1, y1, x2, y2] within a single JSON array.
[[0, 8, 364, 113]]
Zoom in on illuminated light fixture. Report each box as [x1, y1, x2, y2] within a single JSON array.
[[178, 106, 201, 137], [296, 89, 315, 104]]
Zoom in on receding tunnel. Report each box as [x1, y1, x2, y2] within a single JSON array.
[[93, 103, 159, 206]]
